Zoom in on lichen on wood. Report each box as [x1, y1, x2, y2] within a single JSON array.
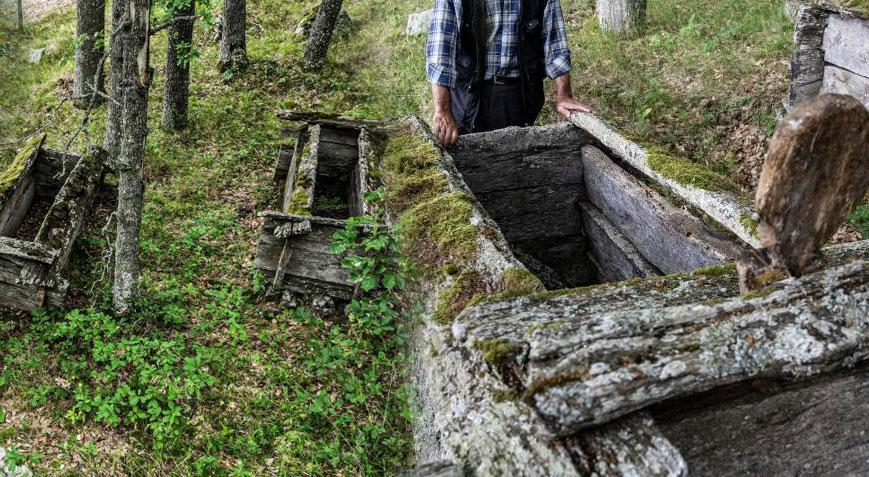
[[0, 134, 42, 197]]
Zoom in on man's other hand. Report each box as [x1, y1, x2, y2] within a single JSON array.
[[433, 109, 460, 146], [555, 96, 595, 119]]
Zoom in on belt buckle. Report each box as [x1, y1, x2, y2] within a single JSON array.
[[493, 75, 506, 85]]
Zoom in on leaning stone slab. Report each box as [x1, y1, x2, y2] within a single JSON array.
[[460, 255, 868, 435], [406, 10, 433, 36], [569, 112, 760, 248]]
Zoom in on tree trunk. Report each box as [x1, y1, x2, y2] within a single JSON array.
[[219, 0, 247, 71], [104, 0, 126, 164], [73, 0, 106, 108], [302, 0, 343, 71], [596, 0, 646, 35], [162, 0, 195, 130], [113, 0, 152, 313]]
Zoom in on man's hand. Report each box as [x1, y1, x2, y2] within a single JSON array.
[[554, 74, 595, 119], [432, 85, 460, 146], [555, 96, 595, 119]]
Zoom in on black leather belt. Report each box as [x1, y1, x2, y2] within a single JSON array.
[[487, 75, 520, 85]]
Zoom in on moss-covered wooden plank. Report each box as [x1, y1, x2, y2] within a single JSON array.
[[583, 145, 745, 273], [0, 134, 45, 237], [460, 256, 868, 435], [569, 112, 760, 248]]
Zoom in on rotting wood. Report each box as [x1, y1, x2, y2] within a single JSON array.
[[754, 94, 869, 277], [823, 14, 869, 78], [396, 116, 686, 477], [459, 257, 868, 435], [787, 6, 828, 109], [568, 112, 760, 248], [583, 145, 743, 273], [277, 110, 386, 129], [0, 135, 44, 237], [579, 201, 659, 282]]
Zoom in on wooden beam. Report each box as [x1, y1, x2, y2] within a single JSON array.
[[460, 257, 868, 435], [823, 14, 869, 78]]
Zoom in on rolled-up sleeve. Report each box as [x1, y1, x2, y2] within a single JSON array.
[[542, 0, 572, 78], [426, 0, 460, 88]]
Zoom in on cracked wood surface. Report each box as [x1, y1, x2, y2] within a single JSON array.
[[459, 243, 869, 435]]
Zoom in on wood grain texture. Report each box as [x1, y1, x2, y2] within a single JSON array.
[[821, 64, 869, 106], [583, 145, 742, 273], [656, 366, 869, 476], [823, 14, 869, 78], [460, 257, 868, 435], [580, 201, 659, 282], [756, 94, 869, 275]]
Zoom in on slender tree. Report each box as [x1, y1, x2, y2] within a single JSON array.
[[162, 0, 195, 130], [104, 0, 127, 162], [113, 0, 153, 312], [302, 0, 343, 71], [74, 0, 106, 107], [219, 0, 246, 71], [596, 0, 646, 36]]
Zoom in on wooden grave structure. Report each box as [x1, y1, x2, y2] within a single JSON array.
[[399, 94, 869, 476], [255, 113, 385, 300], [0, 135, 105, 310]]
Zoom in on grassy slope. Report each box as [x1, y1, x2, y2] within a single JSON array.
[[0, 0, 865, 474]]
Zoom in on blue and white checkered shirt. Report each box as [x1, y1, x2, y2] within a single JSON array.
[[426, 0, 572, 88]]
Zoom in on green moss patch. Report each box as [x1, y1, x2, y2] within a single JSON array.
[[473, 338, 522, 368], [285, 189, 311, 215], [646, 147, 739, 193], [0, 134, 41, 197], [740, 213, 760, 239], [434, 268, 486, 324], [827, 0, 869, 17]]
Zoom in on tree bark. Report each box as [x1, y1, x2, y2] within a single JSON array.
[[73, 0, 106, 108], [104, 0, 127, 164], [596, 0, 646, 35], [113, 0, 152, 313], [162, 0, 195, 130], [219, 0, 247, 71], [302, 0, 343, 71]]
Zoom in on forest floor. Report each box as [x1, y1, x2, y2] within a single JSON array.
[[0, 0, 866, 475]]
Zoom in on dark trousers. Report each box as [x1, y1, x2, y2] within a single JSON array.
[[472, 81, 526, 133]]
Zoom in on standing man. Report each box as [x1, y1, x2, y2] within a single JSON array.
[[427, 0, 594, 145]]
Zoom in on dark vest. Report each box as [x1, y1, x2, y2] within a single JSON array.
[[452, 0, 547, 132]]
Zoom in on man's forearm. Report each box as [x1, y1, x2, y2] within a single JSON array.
[[432, 84, 452, 114], [554, 73, 573, 100]]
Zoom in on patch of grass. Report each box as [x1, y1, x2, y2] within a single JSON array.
[[848, 203, 869, 238]]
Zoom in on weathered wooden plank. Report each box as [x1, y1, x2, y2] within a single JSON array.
[[569, 113, 760, 248], [462, 259, 868, 435], [656, 365, 869, 477], [821, 64, 869, 106], [356, 127, 385, 216], [755, 94, 869, 277], [580, 202, 659, 282], [319, 125, 361, 147], [276, 110, 387, 129], [401, 462, 461, 477], [0, 236, 58, 264], [565, 413, 687, 476], [33, 148, 79, 195], [823, 14, 869, 78], [35, 148, 105, 272], [473, 184, 584, 242], [0, 177, 35, 237], [283, 125, 319, 214], [583, 145, 743, 273]]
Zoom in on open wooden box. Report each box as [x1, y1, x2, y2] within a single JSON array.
[[0, 135, 105, 310], [255, 116, 384, 301]]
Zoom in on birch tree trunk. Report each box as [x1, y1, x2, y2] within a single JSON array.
[[104, 0, 127, 163], [73, 0, 106, 108], [302, 0, 343, 71], [219, 0, 247, 71], [113, 0, 152, 312], [162, 0, 195, 130], [596, 0, 646, 35]]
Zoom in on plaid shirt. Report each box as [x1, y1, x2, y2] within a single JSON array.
[[427, 0, 572, 88]]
